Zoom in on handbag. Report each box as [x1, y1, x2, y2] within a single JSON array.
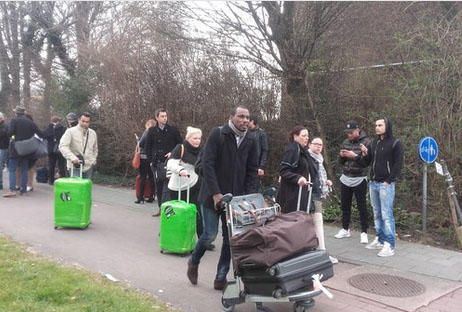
[[14, 134, 45, 157], [132, 145, 141, 169]]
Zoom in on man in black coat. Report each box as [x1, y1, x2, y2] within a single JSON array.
[[187, 106, 258, 291], [248, 116, 269, 180], [43, 115, 67, 184], [4, 106, 42, 197], [145, 108, 182, 211]]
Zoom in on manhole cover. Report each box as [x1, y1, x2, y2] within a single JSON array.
[[348, 273, 426, 297]]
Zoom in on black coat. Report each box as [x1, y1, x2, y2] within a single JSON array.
[[145, 124, 182, 164], [339, 130, 370, 177], [198, 125, 259, 209], [277, 142, 320, 214], [0, 121, 8, 149], [43, 123, 66, 154], [249, 127, 269, 169], [8, 115, 42, 158]]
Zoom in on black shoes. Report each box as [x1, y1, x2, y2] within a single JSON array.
[[187, 259, 198, 285], [206, 243, 216, 251], [134, 198, 144, 204], [213, 278, 227, 291], [146, 197, 154, 203]]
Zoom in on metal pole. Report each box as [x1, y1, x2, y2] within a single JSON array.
[[422, 163, 428, 233]]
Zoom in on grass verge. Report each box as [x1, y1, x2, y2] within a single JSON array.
[[0, 235, 173, 312]]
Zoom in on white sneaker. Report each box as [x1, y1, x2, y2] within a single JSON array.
[[365, 237, 383, 250], [360, 232, 368, 244], [329, 256, 339, 264], [377, 242, 395, 257], [334, 228, 351, 239]]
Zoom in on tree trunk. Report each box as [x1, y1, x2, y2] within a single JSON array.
[[9, 2, 21, 105]]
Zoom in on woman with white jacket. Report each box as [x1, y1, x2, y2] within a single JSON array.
[[166, 127, 204, 240]]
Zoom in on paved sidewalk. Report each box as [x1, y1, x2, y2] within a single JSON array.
[[0, 181, 461, 312]]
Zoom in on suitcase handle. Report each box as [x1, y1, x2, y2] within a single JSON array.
[[70, 164, 83, 178], [296, 174, 312, 212], [177, 172, 190, 203]]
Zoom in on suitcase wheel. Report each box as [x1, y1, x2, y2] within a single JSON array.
[[272, 287, 283, 299], [221, 298, 235, 312], [293, 299, 315, 312]]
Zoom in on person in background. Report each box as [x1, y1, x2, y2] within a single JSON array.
[[4, 106, 42, 197], [356, 117, 404, 257], [308, 137, 338, 264], [43, 115, 67, 184], [0, 112, 9, 191], [66, 112, 78, 128], [335, 120, 371, 244], [248, 116, 269, 184], [187, 106, 258, 291], [135, 119, 156, 204], [276, 125, 320, 214], [59, 112, 98, 179], [145, 108, 182, 214]]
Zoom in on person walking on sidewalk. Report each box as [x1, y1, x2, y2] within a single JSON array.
[[4, 106, 42, 197], [145, 108, 182, 213], [59, 112, 98, 179], [309, 137, 338, 264], [335, 120, 371, 244], [354, 117, 404, 257], [187, 106, 258, 291]]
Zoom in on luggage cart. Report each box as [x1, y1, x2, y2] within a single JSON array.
[[221, 188, 333, 312]]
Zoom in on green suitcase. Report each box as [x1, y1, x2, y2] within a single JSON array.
[[54, 167, 92, 229], [159, 183, 197, 254]]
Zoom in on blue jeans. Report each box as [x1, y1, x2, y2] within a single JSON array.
[[0, 148, 8, 189], [8, 157, 29, 193], [369, 181, 396, 248], [191, 204, 230, 282]]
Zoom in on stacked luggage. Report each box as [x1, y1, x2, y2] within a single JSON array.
[[227, 186, 334, 300]]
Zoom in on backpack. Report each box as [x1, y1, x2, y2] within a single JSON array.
[[194, 126, 224, 177]]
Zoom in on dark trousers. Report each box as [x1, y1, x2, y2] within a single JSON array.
[[48, 152, 66, 184], [340, 179, 368, 233], [138, 158, 155, 200], [169, 184, 202, 238], [152, 162, 170, 205]]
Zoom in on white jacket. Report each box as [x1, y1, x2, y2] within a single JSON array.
[[59, 125, 98, 172], [167, 158, 199, 191]]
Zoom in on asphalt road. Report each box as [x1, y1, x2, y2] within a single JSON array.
[[1, 181, 460, 312]]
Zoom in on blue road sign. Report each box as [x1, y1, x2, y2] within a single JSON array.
[[419, 137, 439, 164]]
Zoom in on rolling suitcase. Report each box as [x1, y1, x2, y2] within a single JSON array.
[[54, 166, 92, 229], [159, 179, 196, 254], [239, 249, 334, 297], [135, 175, 154, 199]]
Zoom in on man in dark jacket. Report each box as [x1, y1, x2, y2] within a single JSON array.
[[43, 115, 66, 184], [145, 108, 182, 211], [0, 112, 9, 190], [4, 106, 42, 197], [248, 116, 269, 179], [187, 106, 258, 291], [349, 117, 403, 257], [335, 120, 371, 244]]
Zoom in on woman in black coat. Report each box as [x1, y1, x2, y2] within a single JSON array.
[[277, 125, 321, 213]]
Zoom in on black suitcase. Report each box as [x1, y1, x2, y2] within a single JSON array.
[[239, 249, 334, 298]]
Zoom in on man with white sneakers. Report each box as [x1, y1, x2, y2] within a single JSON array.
[[335, 121, 371, 244], [358, 117, 404, 257]]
